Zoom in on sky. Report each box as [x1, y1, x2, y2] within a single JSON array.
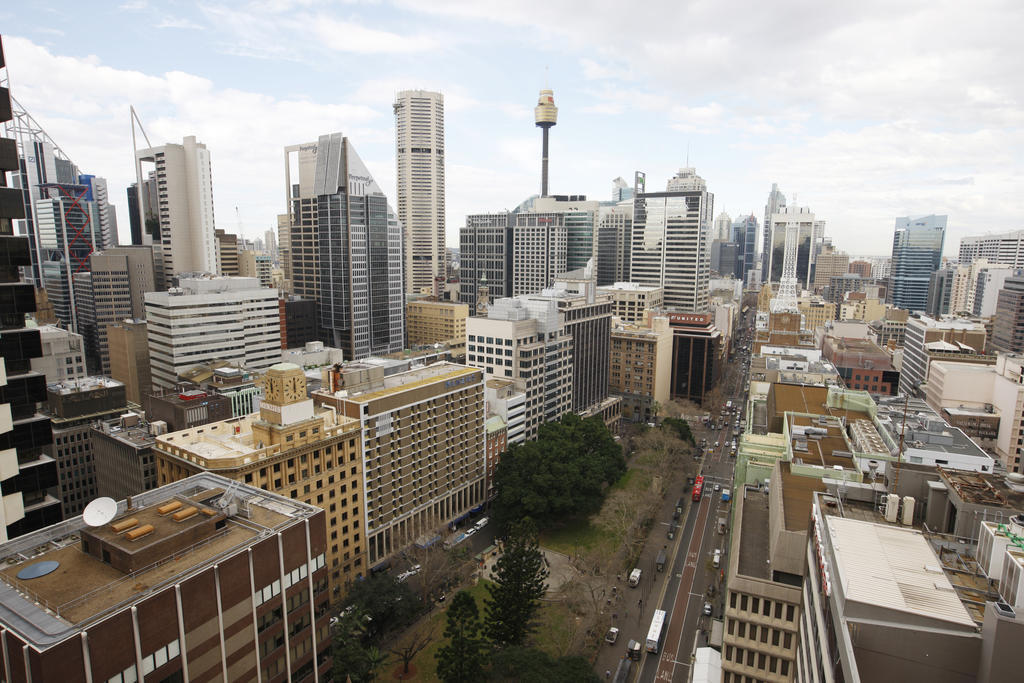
[[3, 0, 1022, 258]]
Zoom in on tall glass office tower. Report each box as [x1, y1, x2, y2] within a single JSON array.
[[890, 215, 947, 312], [314, 133, 405, 359]]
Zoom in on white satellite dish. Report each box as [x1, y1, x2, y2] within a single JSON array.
[[83, 497, 118, 527]]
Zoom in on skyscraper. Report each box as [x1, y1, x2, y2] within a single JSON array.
[[766, 205, 824, 289], [713, 211, 732, 241], [0, 38, 62, 540], [395, 90, 446, 295], [630, 167, 714, 312], [761, 182, 786, 282], [958, 229, 1024, 268], [133, 135, 217, 279], [282, 140, 320, 301], [890, 215, 947, 312], [314, 133, 405, 358], [732, 213, 759, 282], [597, 199, 633, 286]]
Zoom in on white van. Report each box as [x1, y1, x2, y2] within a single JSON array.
[[474, 517, 489, 531], [713, 549, 722, 568], [629, 568, 642, 587]]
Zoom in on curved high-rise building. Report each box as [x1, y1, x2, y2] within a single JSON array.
[[394, 90, 445, 296]]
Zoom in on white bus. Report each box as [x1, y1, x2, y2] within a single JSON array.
[[645, 609, 667, 653]]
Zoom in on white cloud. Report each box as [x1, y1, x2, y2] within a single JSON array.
[[310, 16, 437, 53], [2, 36, 385, 244], [156, 16, 207, 30]]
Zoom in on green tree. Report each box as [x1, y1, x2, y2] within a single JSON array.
[[331, 608, 387, 682], [435, 591, 487, 683], [340, 573, 420, 641], [484, 519, 549, 647], [491, 413, 625, 529], [662, 416, 695, 444], [487, 646, 600, 682]]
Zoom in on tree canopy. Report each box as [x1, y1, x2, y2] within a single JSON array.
[[435, 590, 487, 683], [484, 519, 549, 647], [339, 572, 420, 641], [487, 646, 600, 682], [661, 416, 695, 444], [491, 413, 625, 529]]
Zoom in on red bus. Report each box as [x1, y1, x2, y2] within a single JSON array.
[[692, 475, 704, 502]]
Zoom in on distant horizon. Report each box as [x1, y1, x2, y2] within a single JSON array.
[[5, 2, 1020, 260]]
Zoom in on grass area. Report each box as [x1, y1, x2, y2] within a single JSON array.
[[388, 579, 492, 682], [610, 467, 636, 491], [390, 579, 576, 681], [539, 517, 607, 556]]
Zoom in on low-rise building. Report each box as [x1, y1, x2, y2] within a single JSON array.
[[0, 473, 330, 682], [30, 324, 86, 383], [597, 282, 664, 325], [821, 336, 899, 395], [875, 396, 995, 473], [406, 299, 469, 347]]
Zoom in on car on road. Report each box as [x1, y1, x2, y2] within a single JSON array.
[[464, 527, 477, 537], [703, 602, 713, 616], [714, 441, 720, 448], [397, 564, 422, 582], [714, 483, 721, 492], [605, 627, 620, 644]]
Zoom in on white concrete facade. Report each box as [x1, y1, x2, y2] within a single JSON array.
[[395, 90, 445, 295], [144, 277, 281, 388], [134, 136, 217, 278]]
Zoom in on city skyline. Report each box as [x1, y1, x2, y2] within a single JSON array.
[[3, 1, 1021, 257]]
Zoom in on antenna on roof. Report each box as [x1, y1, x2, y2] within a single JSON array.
[[83, 497, 118, 527]]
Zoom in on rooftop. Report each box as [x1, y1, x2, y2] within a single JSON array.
[[331, 362, 480, 404], [770, 384, 873, 424], [93, 414, 157, 449], [46, 376, 124, 394], [939, 468, 1024, 512], [875, 397, 989, 462], [0, 474, 318, 648], [737, 488, 771, 580], [598, 282, 662, 292], [826, 516, 977, 628]]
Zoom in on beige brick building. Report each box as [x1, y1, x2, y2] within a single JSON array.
[[314, 362, 486, 567], [406, 299, 469, 347], [609, 315, 672, 422], [598, 282, 664, 324], [154, 362, 366, 598], [107, 318, 152, 404]]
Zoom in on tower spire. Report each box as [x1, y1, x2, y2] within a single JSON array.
[[534, 88, 558, 197]]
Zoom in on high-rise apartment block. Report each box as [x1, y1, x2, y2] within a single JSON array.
[[959, 229, 1024, 268], [890, 214, 947, 312], [144, 276, 281, 387], [134, 135, 218, 279], [156, 363, 366, 595], [315, 362, 486, 568], [0, 473, 331, 682], [0, 43, 63, 541], [395, 90, 446, 295], [314, 133, 405, 358], [630, 167, 713, 312]]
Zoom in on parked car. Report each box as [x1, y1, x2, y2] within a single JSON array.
[[605, 627, 620, 644], [703, 602, 713, 616]]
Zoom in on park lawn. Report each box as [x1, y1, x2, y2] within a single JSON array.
[[393, 578, 580, 681], [539, 517, 606, 555], [610, 468, 636, 491], [389, 580, 491, 682]]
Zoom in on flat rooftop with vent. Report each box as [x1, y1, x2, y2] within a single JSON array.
[[876, 396, 994, 473], [0, 473, 320, 649]]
